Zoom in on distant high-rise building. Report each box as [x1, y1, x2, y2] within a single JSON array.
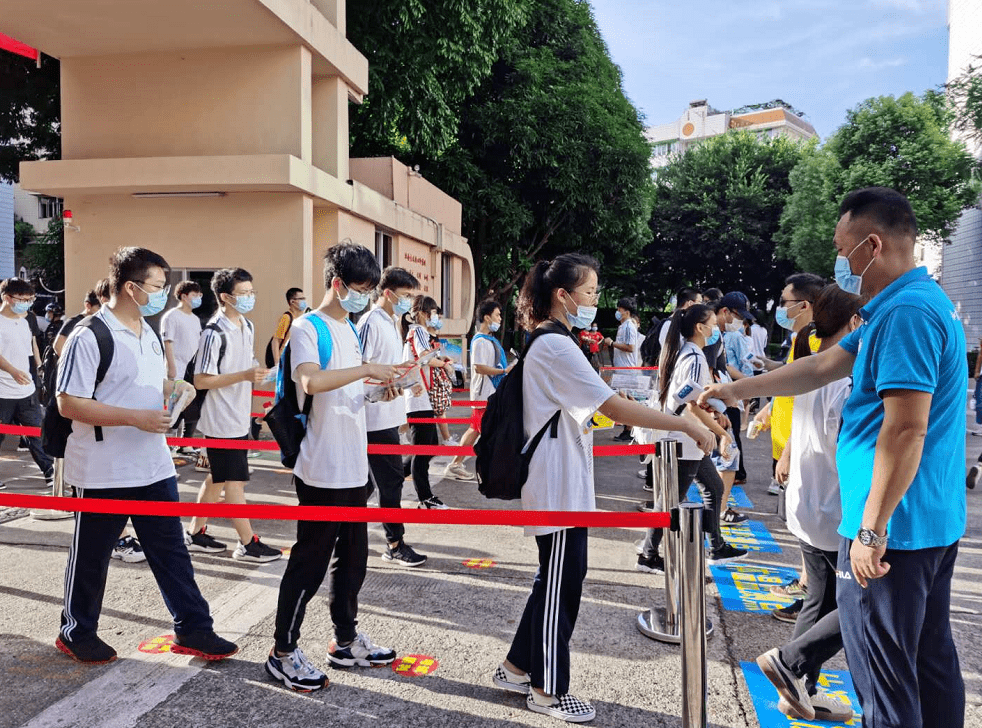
[[940, 0, 982, 349], [646, 99, 817, 169]]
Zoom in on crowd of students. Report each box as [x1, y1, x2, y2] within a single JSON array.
[[0, 187, 969, 726]]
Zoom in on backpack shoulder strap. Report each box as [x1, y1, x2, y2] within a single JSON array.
[[346, 318, 362, 357], [76, 316, 115, 443], [305, 313, 334, 369], [202, 322, 227, 373]]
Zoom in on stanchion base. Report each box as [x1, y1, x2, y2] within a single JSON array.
[[31, 509, 73, 521], [636, 609, 713, 644]]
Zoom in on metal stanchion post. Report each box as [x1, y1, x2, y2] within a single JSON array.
[[679, 502, 708, 728], [32, 457, 73, 521]]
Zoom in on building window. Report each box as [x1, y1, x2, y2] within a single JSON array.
[[652, 141, 679, 157], [37, 196, 63, 220], [441, 253, 453, 319], [375, 230, 393, 269]]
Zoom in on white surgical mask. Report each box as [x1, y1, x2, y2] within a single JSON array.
[[725, 319, 742, 333]]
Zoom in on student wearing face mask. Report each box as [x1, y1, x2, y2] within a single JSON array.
[[425, 306, 458, 445], [357, 266, 428, 566], [607, 297, 641, 442], [184, 268, 280, 563], [445, 300, 510, 480], [161, 281, 204, 456], [405, 296, 456, 505], [578, 323, 603, 371], [266, 287, 308, 367]]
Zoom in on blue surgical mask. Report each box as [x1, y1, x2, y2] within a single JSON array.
[[11, 301, 32, 315], [563, 295, 597, 329], [392, 295, 412, 316], [834, 237, 874, 296], [429, 315, 441, 329], [489, 321, 500, 332], [190, 296, 202, 310], [295, 299, 307, 311], [231, 294, 255, 314], [775, 303, 803, 331], [704, 325, 721, 346], [339, 282, 370, 313], [614, 310, 623, 321], [133, 283, 169, 318], [432, 318, 444, 331]]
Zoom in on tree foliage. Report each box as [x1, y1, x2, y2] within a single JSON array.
[[0, 52, 60, 183], [346, 0, 527, 159], [642, 132, 806, 310], [778, 92, 979, 274], [947, 54, 982, 148], [21, 218, 65, 291], [425, 0, 654, 300]]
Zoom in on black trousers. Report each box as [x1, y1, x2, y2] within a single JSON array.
[[507, 528, 588, 696], [407, 410, 437, 502], [643, 455, 726, 556], [367, 427, 406, 544], [725, 406, 746, 481], [273, 478, 368, 651], [780, 539, 841, 693], [0, 394, 53, 477], [61, 477, 213, 642]]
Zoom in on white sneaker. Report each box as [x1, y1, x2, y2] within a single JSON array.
[[526, 692, 595, 723], [443, 462, 475, 481], [767, 480, 781, 495], [442, 436, 460, 447], [757, 648, 813, 720], [265, 647, 327, 692], [492, 663, 531, 694], [111, 536, 147, 564], [778, 692, 855, 722], [327, 632, 396, 667]]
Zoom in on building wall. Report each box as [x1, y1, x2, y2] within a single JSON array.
[[940, 0, 982, 350], [0, 183, 13, 279]]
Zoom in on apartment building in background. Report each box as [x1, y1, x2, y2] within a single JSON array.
[[2, 0, 475, 344]]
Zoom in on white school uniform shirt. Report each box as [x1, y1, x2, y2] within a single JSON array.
[[403, 323, 434, 413], [785, 377, 851, 553], [56, 307, 175, 489], [196, 312, 257, 438], [470, 335, 498, 401], [0, 314, 36, 399], [660, 341, 711, 461], [750, 323, 768, 359], [357, 306, 407, 432], [161, 307, 202, 379], [522, 330, 615, 536], [613, 318, 640, 368], [291, 311, 368, 490]]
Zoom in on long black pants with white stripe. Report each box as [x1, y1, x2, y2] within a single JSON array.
[[507, 527, 588, 697]]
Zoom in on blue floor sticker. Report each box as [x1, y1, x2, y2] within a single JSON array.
[[706, 519, 782, 554], [710, 563, 799, 613], [687, 484, 753, 509], [741, 661, 862, 726]]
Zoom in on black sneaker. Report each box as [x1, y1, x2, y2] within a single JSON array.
[[967, 464, 979, 490], [526, 692, 596, 723], [56, 634, 117, 664], [265, 647, 328, 692], [111, 535, 147, 563], [185, 527, 227, 554], [708, 543, 748, 564], [418, 496, 449, 510], [170, 630, 239, 661], [233, 536, 283, 563], [613, 429, 633, 442], [636, 500, 656, 513], [327, 632, 396, 668], [636, 553, 665, 575], [382, 542, 427, 567], [772, 599, 804, 624]]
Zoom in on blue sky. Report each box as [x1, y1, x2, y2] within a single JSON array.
[[588, 0, 950, 139]]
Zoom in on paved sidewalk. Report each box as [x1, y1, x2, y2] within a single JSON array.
[[1, 404, 980, 727]]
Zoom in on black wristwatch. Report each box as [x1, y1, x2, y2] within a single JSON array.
[[857, 527, 888, 548]]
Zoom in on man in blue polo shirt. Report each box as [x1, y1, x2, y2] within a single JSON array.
[[701, 187, 966, 727]]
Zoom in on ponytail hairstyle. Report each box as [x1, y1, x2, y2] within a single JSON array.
[[517, 254, 599, 331], [658, 303, 713, 407], [787, 272, 826, 361], [811, 285, 863, 340], [405, 295, 438, 331]]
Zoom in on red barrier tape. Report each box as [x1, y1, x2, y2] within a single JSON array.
[[407, 418, 473, 424], [0, 493, 670, 529], [600, 366, 658, 371], [1, 425, 655, 457], [447, 401, 487, 408], [253, 390, 275, 398]]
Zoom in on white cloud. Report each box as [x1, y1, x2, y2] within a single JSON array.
[[857, 57, 909, 70]]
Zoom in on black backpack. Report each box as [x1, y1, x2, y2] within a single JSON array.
[[474, 321, 575, 500], [41, 316, 153, 458], [264, 311, 293, 367], [640, 318, 664, 367], [181, 322, 229, 424], [38, 341, 60, 407]]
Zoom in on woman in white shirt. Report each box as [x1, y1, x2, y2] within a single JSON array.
[[492, 254, 714, 724], [638, 304, 749, 573]]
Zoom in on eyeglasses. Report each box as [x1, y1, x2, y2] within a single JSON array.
[[132, 281, 171, 298], [780, 298, 805, 307], [7, 295, 35, 304], [570, 287, 602, 305]]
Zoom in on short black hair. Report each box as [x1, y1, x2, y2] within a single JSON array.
[[701, 288, 722, 304], [676, 287, 701, 308], [84, 289, 100, 307], [1, 277, 34, 297], [211, 268, 253, 300], [477, 299, 501, 322], [324, 239, 381, 289], [785, 272, 826, 303], [174, 280, 201, 298], [411, 295, 439, 318], [839, 187, 917, 240], [109, 247, 170, 295], [94, 278, 111, 302], [379, 266, 419, 292], [617, 297, 637, 315], [286, 287, 304, 303]]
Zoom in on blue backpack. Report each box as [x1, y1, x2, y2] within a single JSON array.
[[472, 333, 509, 389], [263, 313, 359, 467]]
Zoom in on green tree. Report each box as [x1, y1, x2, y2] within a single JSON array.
[[947, 54, 982, 148], [346, 0, 527, 160], [427, 0, 654, 300], [0, 52, 60, 183], [22, 218, 65, 291], [779, 92, 979, 273], [642, 132, 807, 310]]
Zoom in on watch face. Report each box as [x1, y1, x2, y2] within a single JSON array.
[[859, 530, 871, 546]]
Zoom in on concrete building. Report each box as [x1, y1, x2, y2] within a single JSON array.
[[3, 0, 475, 343], [940, 0, 982, 350], [646, 99, 818, 168], [0, 183, 13, 279]]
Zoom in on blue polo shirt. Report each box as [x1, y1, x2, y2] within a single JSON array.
[[837, 267, 966, 550]]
